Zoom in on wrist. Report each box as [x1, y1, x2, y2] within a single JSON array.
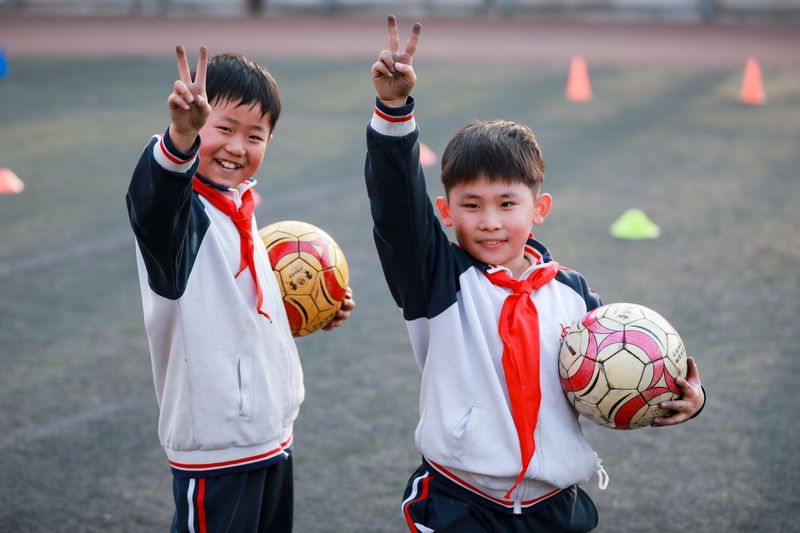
[[163, 126, 200, 161], [379, 96, 411, 108], [168, 124, 199, 154]]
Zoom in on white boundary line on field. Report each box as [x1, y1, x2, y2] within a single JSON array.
[[0, 394, 152, 451], [0, 237, 128, 279]]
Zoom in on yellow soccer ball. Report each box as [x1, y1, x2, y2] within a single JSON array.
[[259, 220, 349, 337]]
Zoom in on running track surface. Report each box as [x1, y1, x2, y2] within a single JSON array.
[[2, 13, 799, 67]]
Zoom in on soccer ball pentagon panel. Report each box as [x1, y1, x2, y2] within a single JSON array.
[[559, 303, 687, 429], [259, 220, 349, 337]]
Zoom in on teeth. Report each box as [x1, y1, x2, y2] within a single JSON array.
[[217, 159, 240, 170]]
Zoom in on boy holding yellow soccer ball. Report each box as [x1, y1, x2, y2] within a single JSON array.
[[364, 16, 705, 532], [126, 46, 354, 532]]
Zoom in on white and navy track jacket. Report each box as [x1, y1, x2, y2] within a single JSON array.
[[126, 131, 303, 477], [365, 98, 603, 511]]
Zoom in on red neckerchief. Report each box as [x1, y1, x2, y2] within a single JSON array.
[[192, 176, 270, 321], [484, 260, 559, 499]]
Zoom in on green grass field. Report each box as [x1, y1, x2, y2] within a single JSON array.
[[1, 54, 799, 532]]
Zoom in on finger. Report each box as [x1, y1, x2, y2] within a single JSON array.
[[378, 49, 396, 73], [674, 372, 701, 397], [168, 93, 191, 111], [372, 60, 393, 79], [686, 356, 701, 383], [176, 45, 192, 84], [403, 22, 422, 59], [387, 15, 399, 53], [659, 398, 689, 413], [194, 46, 208, 89], [193, 94, 212, 116], [652, 412, 689, 427], [173, 80, 194, 103], [394, 62, 413, 75], [323, 317, 343, 331]]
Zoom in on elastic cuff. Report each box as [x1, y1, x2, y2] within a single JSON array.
[[689, 385, 707, 420], [370, 96, 416, 137], [163, 127, 200, 160], [153, 128, 200, 174]]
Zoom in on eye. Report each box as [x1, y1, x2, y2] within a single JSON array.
[[218, 126, 232, 133], [500, 201, 515, 208], [249, 135, 264, 142], [462, 203, 479, 210]]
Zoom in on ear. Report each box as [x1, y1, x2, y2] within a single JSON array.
[[435, 196, 453, 227], [533, 192, 552, 226]]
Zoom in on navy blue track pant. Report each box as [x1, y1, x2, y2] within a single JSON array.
[[401, 462, 598, 532], [171, 456, 293, 533]]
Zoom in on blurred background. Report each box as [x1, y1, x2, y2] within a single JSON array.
[[1, 0, 800, 22], [1, 2, 799, 533]]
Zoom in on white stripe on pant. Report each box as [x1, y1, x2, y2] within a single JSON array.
[[187, 478, 196, 533]]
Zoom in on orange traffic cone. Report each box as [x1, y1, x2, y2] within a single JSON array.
[[0, 168, 24, 194], [566, 55, 592, 103], [739, 56, 766, 106], [419, 142, 437, 167]]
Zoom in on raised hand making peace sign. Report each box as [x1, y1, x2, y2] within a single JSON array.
[[372, 15, 422, 108], [168, 45, 212, 153]]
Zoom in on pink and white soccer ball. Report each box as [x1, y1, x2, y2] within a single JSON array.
[[559, 303, 687, 429]]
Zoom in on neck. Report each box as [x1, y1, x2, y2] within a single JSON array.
[[507, 254, 532, 279]]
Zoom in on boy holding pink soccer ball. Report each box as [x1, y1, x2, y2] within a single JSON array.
[[364, 16, 705, 531]]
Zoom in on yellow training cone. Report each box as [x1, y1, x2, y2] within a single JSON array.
[[609, 208, 660, 240]]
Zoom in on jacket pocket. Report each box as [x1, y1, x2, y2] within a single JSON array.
[[237, 355, 253, 417], [449, 405, 481, 461]]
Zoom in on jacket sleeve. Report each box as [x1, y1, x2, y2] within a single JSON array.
[[364, 98, 465, 321], [126, 130, 208, 299]]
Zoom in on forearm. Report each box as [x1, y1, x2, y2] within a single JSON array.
[[365, 98, 457, 316], [168, 124, 200, 155], [365, 97, 424, 228], [127, 129, 200, 241]]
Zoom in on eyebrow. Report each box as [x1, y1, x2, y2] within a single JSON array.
[[459, 191, 519, 200], [219, 115, 268, 132]]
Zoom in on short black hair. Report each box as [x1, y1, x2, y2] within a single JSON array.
[[200, 53, 281, 130], [440, 120, 545, 196]]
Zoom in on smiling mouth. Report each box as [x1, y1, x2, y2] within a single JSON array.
[[216, 159, 242, 170], [478, 239, 506, 248]]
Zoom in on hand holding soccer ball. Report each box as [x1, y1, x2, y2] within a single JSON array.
[[559, 303, 698, 429]]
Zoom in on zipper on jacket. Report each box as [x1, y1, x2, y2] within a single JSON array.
[[595, 454, 610, 490], [513, 492, 522, 515]]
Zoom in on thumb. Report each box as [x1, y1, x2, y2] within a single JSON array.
[[684, 356, 701, 384]]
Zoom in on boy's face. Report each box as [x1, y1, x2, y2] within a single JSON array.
[[197, 99, 272, 189], [436, 176, 551, 278]]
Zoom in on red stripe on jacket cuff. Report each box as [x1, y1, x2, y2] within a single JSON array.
[[374, 107, 414, 123], [159, 136, 194, 165]]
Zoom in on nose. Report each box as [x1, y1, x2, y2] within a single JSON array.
[[225, 137, 246, 157], [478, 209, 502, 231]]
